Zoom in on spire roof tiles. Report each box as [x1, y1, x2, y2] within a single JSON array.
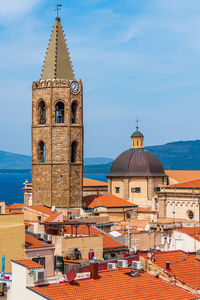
[[41, 17, 75, 80]]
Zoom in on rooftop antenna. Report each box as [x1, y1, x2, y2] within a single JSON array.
[[55, 4, 62, 18]]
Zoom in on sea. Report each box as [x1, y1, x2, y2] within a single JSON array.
[[0, 173, 107, 205]]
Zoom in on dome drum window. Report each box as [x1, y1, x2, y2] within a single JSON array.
[[131, 187, 141, 193], [115, 187, 120, 193]]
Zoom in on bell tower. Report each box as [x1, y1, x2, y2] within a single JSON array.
[[31, 17, 83, 208]]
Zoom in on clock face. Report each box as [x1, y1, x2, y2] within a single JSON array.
[[70, 81, 79, 94]]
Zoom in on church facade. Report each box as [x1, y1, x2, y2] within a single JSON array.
[[32, 17, 83, 208]]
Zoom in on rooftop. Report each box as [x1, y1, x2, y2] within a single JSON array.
[[13, 259, 43, 269], [175, 227, 200, 242], [83, 178, 107, 187], [83, 194, 137, 209], [25, 234, 54, 249], [65, 225, 127, 249], [165, 170, 200, 183], [27, 205, 55, 216], [142, 250, 200, 290], [168, 178, 200, 188], [31, 267, 197, 300]]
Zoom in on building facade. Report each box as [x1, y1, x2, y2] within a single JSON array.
[[32, 17, 83, 208]]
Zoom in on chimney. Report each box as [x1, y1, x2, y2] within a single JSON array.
[[166, 261, 170, 270], [90, 262, 98, 279]]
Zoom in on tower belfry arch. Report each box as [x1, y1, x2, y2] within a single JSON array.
[[31, 16, 83, 208]]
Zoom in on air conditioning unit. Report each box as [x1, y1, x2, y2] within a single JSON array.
[[41, 233, 46, 240], [33, 269, 46, 282], [132, 261, 143, 270], [47, 234, 52, 242], [107, 263, 117, 270], [118, 260, 128, 268], [37, 233, 42, 240], [42, 234, 48, 242]]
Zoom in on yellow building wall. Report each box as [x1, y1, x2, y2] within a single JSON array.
[[110, 179, 124, 198], [0, 214, 25, 272], [53, 234, 103, 260]]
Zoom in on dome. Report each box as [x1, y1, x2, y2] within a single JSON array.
[[108, 148, 166, 177], [131, 130, 144, 137]]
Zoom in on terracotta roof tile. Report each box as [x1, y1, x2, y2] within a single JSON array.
[[65, 225, 127, 249], [165, 170, 200, 183], [168, 178, 200, 188], [13, 259, 43, 269], [31, 267, 197, 300], [142, 250, 200, 290], [6, 203, 24, 214], [175, 227, 200, 242], [43, 213, 62, 223], [25, 234, 54, 249], [83, 194, 136, 209], [83, 178, 107, 187], [28, 205, 54, 216]]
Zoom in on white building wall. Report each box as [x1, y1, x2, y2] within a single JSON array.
[[168, 231, 200, 252], [8, 263, 44, 300]]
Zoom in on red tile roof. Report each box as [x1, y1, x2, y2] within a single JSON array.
[[13, 259, 43, 269], [43, 213, 62, 223], [31, 267, 197, 300], [168, 178, 200, 188], [6, 203, 24, 214], [65, 225, 127, 249], [28, 205, 54, 216], [165, 170, 200, 183], [25, 234, 54, 249], [142, 250, 200, 290], [83, 178, 107, 187], [83, 194, 136, 209], [175, 227, 200, 242]]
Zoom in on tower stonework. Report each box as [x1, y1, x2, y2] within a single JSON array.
[[31, 17, 83, 208]]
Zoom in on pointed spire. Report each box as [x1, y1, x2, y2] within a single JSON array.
[[41, 17, 75, 80]]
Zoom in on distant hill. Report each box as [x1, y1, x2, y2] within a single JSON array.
[[2, 140, 200, 172], [84, 157, 113, 165], [146, 140, 200, 170], [0, 150, 31, 170], [84, 140, 200, 174]]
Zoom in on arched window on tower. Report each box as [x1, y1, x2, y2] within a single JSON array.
[[55, 102, 64, 123], [71, 101, 78, 124], [38, 100, 46, 124], [38, 141, 45, 163], [71, 141, 78, 163]]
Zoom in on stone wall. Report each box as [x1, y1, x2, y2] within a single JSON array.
[[32, 79, 83, 208]]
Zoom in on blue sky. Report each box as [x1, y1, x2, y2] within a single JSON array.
[[1, 0, 200, 158]]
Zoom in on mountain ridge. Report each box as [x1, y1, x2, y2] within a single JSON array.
[[1, 139, 200, 171]]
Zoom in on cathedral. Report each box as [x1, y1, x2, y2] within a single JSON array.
[[107, 126, 168, 207], [31, 17, 83, 208]]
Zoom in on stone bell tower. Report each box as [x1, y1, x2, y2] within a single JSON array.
[[32, 17, 83, 208]]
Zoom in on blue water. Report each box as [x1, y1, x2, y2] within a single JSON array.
[[0, 173, 107, 205]]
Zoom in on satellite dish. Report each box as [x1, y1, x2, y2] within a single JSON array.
[[51, 205, 56, 212], [145, 224, 151, 232]]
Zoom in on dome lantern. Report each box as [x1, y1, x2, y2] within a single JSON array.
[[131, 125, 144, 149]]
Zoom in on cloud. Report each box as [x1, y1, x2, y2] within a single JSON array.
[[0, 0, 42, 19]]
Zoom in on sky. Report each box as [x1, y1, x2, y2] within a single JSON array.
[[1, 0, 200, 158]]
